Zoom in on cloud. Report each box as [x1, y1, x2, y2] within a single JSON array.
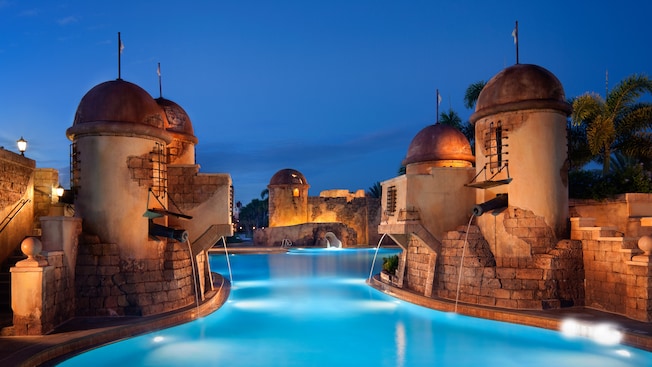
[[195, 124, 418, 202], [57, 15, 78, 25]]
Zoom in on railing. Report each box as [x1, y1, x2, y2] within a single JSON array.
[[281, 239, 292, 248], [398, 208, 420, 221], [0, 199, 30, 234]]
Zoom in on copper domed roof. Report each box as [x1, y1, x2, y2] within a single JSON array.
[[73, 79, 166, 128], [403, 124, 474, 165], [155, 97, 195, 136], [471, 64, 571, 123], [269, 169, 308, 186]]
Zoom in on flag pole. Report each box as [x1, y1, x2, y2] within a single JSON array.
[[118, 32, 122, 80], [436, 89, 439, 124], [513, 21, 519, 64], [158, 62, 162, 98]]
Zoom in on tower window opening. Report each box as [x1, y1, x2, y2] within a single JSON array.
[[386, 186, 397, 215], [484, 120, 509, 173], [292, 188, 299, 197], [150, 142, 167, 198]]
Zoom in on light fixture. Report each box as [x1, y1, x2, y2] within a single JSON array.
[[16, 136, 27, 156], [54, 184, 65, 198]]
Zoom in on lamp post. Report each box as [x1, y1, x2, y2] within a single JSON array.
[[16, 136, 27, 156]]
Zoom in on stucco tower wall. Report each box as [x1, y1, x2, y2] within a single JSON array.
[[406, 167, 476, 241], [474, 109, 569, 240], [268, 184, 309, 227], [74, 134, 167, 258]]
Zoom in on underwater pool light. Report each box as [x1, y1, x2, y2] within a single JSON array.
[[560, 318, 623, 346]]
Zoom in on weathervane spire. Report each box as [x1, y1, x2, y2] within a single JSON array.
[[512, 21, 519, 64]]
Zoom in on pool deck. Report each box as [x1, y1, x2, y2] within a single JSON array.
[[1, 245, 651, 366]]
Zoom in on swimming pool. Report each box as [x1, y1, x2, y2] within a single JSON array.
[[58, 248, 652, 367]]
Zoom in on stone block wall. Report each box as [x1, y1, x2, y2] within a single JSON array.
[[75, 237, 195, 316], [45, 251, 75, 331], [33, 168, 59, 227], [168, 165, 230, 209], [403, 236, 437, 296], [434, 224, 584, 310], [0, 148, 35, 264], [254, 222, 357, 247], [571, 218, 652, 322], [307, 196, 380, 246]]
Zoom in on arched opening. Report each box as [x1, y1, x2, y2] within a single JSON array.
[[324, 232, 342, 248]]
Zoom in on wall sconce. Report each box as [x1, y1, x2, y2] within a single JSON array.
[[16, 136, 27, 156], [54, 184, 65, 198]]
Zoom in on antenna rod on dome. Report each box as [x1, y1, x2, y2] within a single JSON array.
[[118, 32, 124, 80], [157, 62, 162, 98]]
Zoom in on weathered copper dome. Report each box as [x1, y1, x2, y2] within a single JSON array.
[[269, 168, 308, 186], [73, 79, 166, 128], [403, 124, 474, 165], [155, 97, 195, 136], [471, 64, 571, 123]]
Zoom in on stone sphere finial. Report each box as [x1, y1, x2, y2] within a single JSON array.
[[21, 237, 42, 260], [638, 235, 652, 255]]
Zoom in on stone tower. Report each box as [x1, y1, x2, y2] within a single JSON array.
[[268, 168, 310, 227], [470, 64, 572, 257], [66, 79, 172, 258]]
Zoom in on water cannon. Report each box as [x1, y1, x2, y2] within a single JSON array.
[[149, 222, 189, 242], [472, 194, 508, 216]]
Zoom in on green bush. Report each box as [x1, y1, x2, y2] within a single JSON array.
[[569, 166, 652, 200], [382, 255, 399, 274]]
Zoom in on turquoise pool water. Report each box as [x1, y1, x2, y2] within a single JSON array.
[[59, 248, 652, 367]]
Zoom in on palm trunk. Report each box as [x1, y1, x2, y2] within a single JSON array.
[[602, 146, 611, 176]]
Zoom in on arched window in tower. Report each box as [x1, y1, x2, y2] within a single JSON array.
[[292, 188, 300, 197]]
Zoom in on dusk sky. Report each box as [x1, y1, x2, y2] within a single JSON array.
[[1, 1, 650, 204]]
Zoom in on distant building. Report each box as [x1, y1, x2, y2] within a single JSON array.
[[255, 168, 381, 247]]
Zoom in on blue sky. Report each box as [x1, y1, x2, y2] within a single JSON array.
[[1, 0, 650, 204]]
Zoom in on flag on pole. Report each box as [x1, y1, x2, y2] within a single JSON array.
[[511, 24, 518, 45], [437, 90, 442, 106], [157, 63, 161, 77], [120, 40, 124, 53]]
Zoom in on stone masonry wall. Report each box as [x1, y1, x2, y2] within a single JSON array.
[[168, 165, 230, 210], [33, 168, 59, 229], [0, 148, 35, 264], [75, 236, 195, 316], [307, 196, 380, 245], [11, 251, 74, 335], [437, 224, 584, 310], [254, 222, 357, 247], [571, 218, 652, 322], [403, 236, 436, 295], [45, 251, 74, 331]]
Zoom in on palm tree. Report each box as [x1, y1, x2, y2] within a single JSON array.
[[439, 108, 462, 129], [366, 181, 382, 198], [571, 74, 652, 176], [464, 81, 487, 110]]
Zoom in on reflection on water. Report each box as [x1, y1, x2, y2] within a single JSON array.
[[58, 248, 652, 367]]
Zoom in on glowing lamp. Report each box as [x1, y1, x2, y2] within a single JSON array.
[[16, 136, 27, 156], [55, 184, 65, 198]]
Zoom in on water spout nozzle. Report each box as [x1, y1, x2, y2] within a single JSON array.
[[472, 194, 508, 216], [149, 222, 189, 242]]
